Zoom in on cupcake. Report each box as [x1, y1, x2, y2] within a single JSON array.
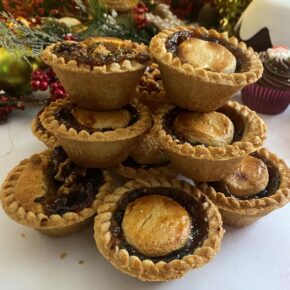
[[242, 47, 290, 114]]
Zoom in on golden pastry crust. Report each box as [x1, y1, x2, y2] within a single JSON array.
[[155, 101, 267, 181], [149, 26, 263, 112], [199, 148, 290, 227], [94, 176, 224, 281], [0, 150, 112, 237], [173, 111, 234, 147], [31, 110, 57, 148], [223, 155, 269, 197], [122, 195, 191, 257], [40, 98, 153, 168], [177, 38, 237, 73], [41, 37, 150, 110]]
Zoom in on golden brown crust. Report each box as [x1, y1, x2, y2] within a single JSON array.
[[173, 111, 234, 147], [155, 101, 267, 181], [222, 155, 269, 197], [149, 26, 263, 112], [122, 195, 191, 257], [199, 148, 290, 227], [0, 150, 112, 237], [31, 116, 57, 148], [40, 98, 153, 168], [94, 177, 224, 281]]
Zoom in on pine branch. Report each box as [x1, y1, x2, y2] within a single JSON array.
[[0, 12, 62, 60]]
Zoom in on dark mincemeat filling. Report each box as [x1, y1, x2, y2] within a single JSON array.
[[163, 106, 244, 147], [165, 30, 250, 73], [122, 156, 170, 169], [110, 187, 209, 262], [54, 104, 139, 134], [208, 152, 280, 200], [52, 42, 150, 69], [34, 147, 104, 215]]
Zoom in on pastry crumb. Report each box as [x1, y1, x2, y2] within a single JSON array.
[[78, 260, 84, 265], [60, 252, 68, 259], [20, 233, 26, 238]]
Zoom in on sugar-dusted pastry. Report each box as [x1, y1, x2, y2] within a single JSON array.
[[41, 37, 150, 110], [95, 177, 224, 281], [0, 147, 112, 237], [40, 98, 152, 168], [31, 107, 57, 148], [200, 148, 290, 227], [155, 101, 267, 182], [150, 26, 263, 112]]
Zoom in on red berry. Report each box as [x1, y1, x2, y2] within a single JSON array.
[[39, 81, 49, 91], [1, 96, 8, 102], [53, 89, 64, 98], [50, 82, 60, 90], [31, 80, 40, 91]]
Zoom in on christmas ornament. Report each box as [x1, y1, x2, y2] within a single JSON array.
[[0, 48, 33, 96], [214, 0, 252, 34], [146, 3, 183, 31], [236, 0, 290, 52]]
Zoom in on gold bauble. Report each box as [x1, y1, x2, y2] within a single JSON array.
[[99, 0, 138, 12], [0, 47, 35, 95]]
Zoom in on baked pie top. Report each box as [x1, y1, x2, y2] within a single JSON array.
[[222, 155, 269, 197], [1, 147, 111, 228], [155, 101, 267, 160], [42, 37, 150, 72], [95, 177, 223, 281], [199, 148, 290, 213], [40, 98, 152, 142], [173, 111, 234, 147], [150, 26, 263, 86]]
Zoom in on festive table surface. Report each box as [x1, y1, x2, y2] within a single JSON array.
[[0, 101, 289, 290]]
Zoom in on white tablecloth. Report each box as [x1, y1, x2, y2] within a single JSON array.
[[0, 102, 289, 290]]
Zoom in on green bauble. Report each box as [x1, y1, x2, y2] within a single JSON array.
[[0, 47, 34, 95]]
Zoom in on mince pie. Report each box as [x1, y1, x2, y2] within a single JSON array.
[[31, 108, 57, 148], [40, 98, 152, 168], [0, 147, 112, 237], [155, 101, 267, 182], [115, 124, 175, 179], [199, 148, 290, 227], [41, 37, 150, 110], [149, 26, 263, 112], [95, 176, 223, 281]]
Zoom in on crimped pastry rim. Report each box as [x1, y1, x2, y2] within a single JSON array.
[[155, 101, 267, 160], [40, 98, 153, 142], [114, 162, 176, 179], [31, 117, 57, 148], [41, 40, 148, 74], [199, 148, 290, 215], [0, 149, 112, 230], [94, 176, 224, 281], [149, 26, 263, 86]]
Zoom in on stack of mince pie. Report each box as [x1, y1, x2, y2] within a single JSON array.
[[0, 27, 290, 282]]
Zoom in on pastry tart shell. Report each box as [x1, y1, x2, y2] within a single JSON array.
[[0, 150, 112, 237], [41, 42, 148, 110], [149, 26, 263, 112], [40, 98, 153, 168], [199, 148, 290, 227], [155, 101, 267, 182], [31, 115, 57, 148], [94, 177, 224, 281]]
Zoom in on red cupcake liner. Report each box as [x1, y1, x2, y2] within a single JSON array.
[[241, 83, 290, 115]]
